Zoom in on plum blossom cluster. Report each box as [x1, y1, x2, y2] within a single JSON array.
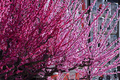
[[0, 0, 120, 80]]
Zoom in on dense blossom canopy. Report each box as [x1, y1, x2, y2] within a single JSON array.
[[0, 0, 120, 80]]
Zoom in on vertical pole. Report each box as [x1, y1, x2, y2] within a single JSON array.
[[117, 1, 120, 80], [87, 66, 90, 80]]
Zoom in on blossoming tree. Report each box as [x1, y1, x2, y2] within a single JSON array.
[[0, 0, 120, 80]]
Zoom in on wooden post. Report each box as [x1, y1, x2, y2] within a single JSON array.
[[75, 73, 80, 80]]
